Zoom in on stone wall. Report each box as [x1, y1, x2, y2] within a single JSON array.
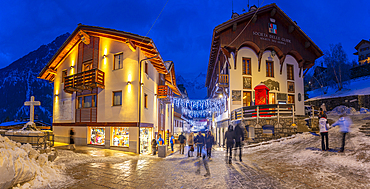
[[305, 95, 370, 111]]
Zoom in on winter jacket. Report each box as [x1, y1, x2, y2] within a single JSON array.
[[195, 134, 205, 145], [151, 139, 157, 147], [188, 134, 194, 145], [170, 136, 174, 144], [319, 117, 330, 133], [205, 134, 214, 147], [332, 117, 352, 133], [178, 134, 186, 144], [234, 125, 245, 142], [157, 137, 165, 145], [224, 130, 235, 145]]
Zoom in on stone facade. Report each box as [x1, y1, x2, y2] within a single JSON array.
[[305, 95, 370, 111]]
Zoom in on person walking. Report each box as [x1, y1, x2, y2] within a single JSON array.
[[195, 131, 205, 157], [319, 113, 330, 151], [321, 103, 327, 113], [178, 132, 186, 154], [157, 134, 165, 145], [224, 125, 235, 164], [234, 123, 245, 161], [69, 128, 76, 150], [188, 132, 194, 157], [332, 115, 352, 152], [151, 138, 157, 155], [170, 135, 175, 153], [205, 131, 214, 159]]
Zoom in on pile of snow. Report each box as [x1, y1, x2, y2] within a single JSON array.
[[328, 105, 357, 115], [360, 107, 370, 114], [0, 135, 67, 189]]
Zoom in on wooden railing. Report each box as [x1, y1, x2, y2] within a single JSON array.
[[157, 85, 173, 103], [218, 74, 228, 86], [231, 104, 295, 123], [64, 69, 105, 93]]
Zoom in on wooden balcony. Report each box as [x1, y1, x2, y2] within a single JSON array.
[[217, 74, 229, 88], [157, 85, 173, 104], [64, 69, 105, 93]]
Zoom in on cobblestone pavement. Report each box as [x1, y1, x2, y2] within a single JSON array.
[[55, 146, 284, 189]]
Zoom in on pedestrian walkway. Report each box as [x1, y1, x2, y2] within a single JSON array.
[[55, 146, 284, 189]]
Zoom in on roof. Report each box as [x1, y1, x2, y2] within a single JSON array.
[[206, 3, 323, 87], [354, 39, 370, 50], [39, 24, 169, 81], [164, 61, 182, 96]]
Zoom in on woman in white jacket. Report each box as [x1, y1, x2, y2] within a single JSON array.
[[319, 113, 330, 151]]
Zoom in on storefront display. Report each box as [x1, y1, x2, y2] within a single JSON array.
[[112, 127, 129, 147], [89, 127, 105, 145], [140, 128, 152, 154]]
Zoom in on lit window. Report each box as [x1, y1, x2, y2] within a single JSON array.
[[243, 91, 251, 106], [114, 53, 123, 70], [113, 91, 122, 106], [77, 95, 96, 108], [83, 61, 92, 72], [266, 61, 274, 77], [242, 58, 251, 75], [287, 64, 294, 80], [288, 94, 295, 104]]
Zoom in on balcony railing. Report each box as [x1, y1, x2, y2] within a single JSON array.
[[231, 104, 295, 123], [64, 69, 105, 93], [218, 74, 228, 87], [157, 85, 173, 104]]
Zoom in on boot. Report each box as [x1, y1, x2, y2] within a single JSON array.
[[204, 172, 210, 177]]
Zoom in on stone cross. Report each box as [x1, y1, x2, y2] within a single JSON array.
[[24, 96, 41, 123]]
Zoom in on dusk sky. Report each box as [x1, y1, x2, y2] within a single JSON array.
[[0, 0, 369, 78]]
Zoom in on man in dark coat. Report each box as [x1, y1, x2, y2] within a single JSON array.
[[234, 123, 245, 161], [69, 128, 76, 150], [205, 131, 214, 158], [195, 131, 205, 157], [224, 125, 235, 164], [178, 133, 186, 154]]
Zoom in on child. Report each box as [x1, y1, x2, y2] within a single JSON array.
[[318, 113, 329, 151]]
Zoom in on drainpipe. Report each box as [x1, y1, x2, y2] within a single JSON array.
[[138, 52, 159, 154]]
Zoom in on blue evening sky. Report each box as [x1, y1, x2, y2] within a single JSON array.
[[0, 0, 368, 77]]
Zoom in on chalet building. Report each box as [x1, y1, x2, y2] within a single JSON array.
[[354, 39, 370, 65], [39, 25, 181, 153], [205, 4, 323, 143]]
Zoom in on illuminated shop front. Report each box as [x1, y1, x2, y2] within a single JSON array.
[[112, 127, 129, 147], [89, 127, 105, 145], [140, 128, 152, 154]]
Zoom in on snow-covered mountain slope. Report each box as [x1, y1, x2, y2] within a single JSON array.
[[176, 72, 207, 99], [306, 75, 370, 101], [0, 33, 70, 123]]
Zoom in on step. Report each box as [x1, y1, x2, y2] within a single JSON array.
[[359, 130, 370, 133], [359, 127, 370, 130]]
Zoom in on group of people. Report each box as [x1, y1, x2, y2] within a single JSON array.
[[224, 123, 245, 164], [318, 107, 352, 153]]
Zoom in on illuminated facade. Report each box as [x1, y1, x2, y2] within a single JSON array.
[[39, 25, 181, 153], [353, 39, 370, 65]]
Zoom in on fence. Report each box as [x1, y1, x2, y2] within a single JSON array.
[[0, 132, 54, 149]]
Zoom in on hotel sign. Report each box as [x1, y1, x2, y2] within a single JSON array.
[[252, 31, 291, 46]]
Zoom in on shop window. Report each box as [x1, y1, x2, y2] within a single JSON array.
[[242, 57, 251, 75], [89, 127, 105, 145], [243, 91, 251, 106], [288, 94, 295, 104], [114, 53, 123, 70], [62, 70, 67, 83], [144, 93, 148, 108], [266, 61, 274, 77], [112, 127, 129, 147], [113, 91, 122, 106], [287, 64, 294, 80], [140, 128, 152, 154], [77, 95, 96, 109]]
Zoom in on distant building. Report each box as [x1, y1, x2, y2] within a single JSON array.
[[354, 39, 370, 65]]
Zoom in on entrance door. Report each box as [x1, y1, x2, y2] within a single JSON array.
[[269, 93, 275, 104], [243, 91, 252, 106]]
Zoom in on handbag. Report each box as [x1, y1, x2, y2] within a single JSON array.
[[190, 146, 194, 151]]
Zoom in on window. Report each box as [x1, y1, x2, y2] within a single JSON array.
[[242, 58, 251, 75], [77, 95, 96, 108], [144, 93, 148, 108], [145, 62, 148, 75], [62, 70, 67, 83], [112, 127, 129, 147], [287, 64, 294, 80], [269, 93, 275, 104], [266, 61, 274, 77], [243, 91, 252, 106], [114, 53, 123, 70], [113, 91, 122, 106], [288, 94, 295, 104], [83, 61, 92, 72], [287, 81, 295, 93]]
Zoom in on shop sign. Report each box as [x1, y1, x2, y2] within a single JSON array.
[[253, 31, 291, 45]]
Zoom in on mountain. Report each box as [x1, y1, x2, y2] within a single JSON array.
[[0, 33, 70, 123], [176, 72, 207, 99]]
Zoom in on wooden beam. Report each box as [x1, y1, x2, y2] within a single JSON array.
[[79, 30, 90, 45], [126, 39, 136, 52], [47, 69, 57, 75]]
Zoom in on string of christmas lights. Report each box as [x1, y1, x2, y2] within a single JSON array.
[[174, 97, 227, 118]]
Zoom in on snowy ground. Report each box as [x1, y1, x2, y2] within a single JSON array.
[[243, 113, 370, 188]]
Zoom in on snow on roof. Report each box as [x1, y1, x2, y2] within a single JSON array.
[[306, 75, 370, 101], [0, 121, 28, 126]]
